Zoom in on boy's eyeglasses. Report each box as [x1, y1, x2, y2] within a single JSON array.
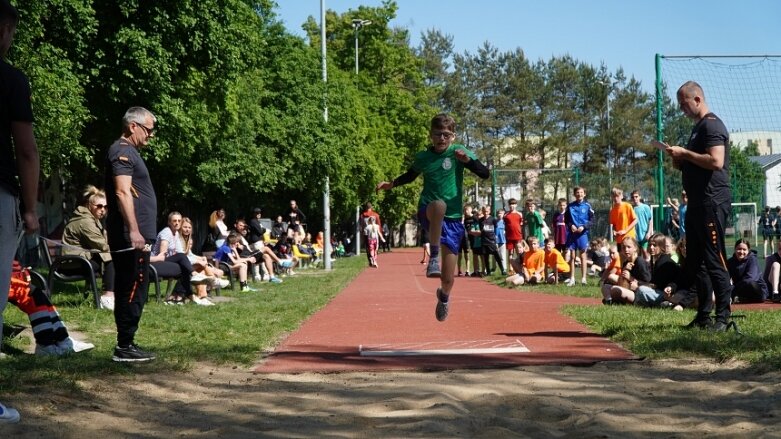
[[430, 131, 454, 139], [91, 204, 107, 209]]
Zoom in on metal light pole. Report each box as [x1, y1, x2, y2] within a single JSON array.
[[352, 19, 372, 74], [352, 18, 371, 255], [321, 0, 332, 270]]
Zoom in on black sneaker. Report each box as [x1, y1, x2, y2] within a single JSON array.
[[773, 293, 781, 303], [602, 298, 613, 306], [709, 321, 729, 332], [435, 288, 449, 322], [112, 344, 156, 363], [684, 317, 712, 330]]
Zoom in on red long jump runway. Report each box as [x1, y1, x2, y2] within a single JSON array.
[[254, 248, 638, 374]]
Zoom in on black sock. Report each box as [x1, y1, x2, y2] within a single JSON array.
[[430, 245, 440, 258]]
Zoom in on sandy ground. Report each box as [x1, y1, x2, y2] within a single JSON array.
[[3, 358, 781, 438]]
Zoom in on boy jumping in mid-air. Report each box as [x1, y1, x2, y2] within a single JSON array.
[[376, 113, 490, 321]]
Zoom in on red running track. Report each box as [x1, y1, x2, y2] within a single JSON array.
[[254, 248, 638, 373]]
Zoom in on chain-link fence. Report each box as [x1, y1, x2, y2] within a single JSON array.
[[488, 168, 760, 244]]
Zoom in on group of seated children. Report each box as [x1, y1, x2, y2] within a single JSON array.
[[505, 229, 781, 312], [505, 237, 570, 286]]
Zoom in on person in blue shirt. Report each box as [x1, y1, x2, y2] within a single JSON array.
[[630, 190, 653, 260], [565, 186, 595, 286]]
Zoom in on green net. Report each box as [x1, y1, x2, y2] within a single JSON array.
[[659, 56, 781, 137]]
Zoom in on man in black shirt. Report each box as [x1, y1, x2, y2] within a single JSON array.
[[105, 107, 158, 362], [666, 81, 732, 331], [0, 1, 37, 423]]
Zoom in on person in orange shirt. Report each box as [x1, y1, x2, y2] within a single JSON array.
[[543, 238, 571, 284], [609, 187, 638, 247], [507, 236, 546, 285]]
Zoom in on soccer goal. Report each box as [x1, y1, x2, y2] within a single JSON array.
[[655, 55, 780, 235]]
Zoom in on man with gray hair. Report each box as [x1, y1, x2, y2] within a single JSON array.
[[0, 0, 38, 423], [105, 106, 158, 362]]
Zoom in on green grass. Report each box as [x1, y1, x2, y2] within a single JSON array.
[[0, 256, 366, 393], [483, 270, 781, 371]]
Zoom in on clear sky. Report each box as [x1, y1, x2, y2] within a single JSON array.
[[275, 0, 781, 96]]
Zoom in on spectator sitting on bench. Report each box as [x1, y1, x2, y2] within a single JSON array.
[[178, 217, 230, 305], [151, 212, 207, 305], [215, 232, 258, 292], [271, 215, 287, 241], [208, 208, 229, 247], [61, 185, 115, 310], [234, 217, 289, 283], [272, 237, 300, 275]]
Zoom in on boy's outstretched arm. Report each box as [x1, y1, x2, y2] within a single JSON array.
[[376, 168, 420, 192], [455, 149, 490, 179]]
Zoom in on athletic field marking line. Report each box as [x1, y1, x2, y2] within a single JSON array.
[[358, 339, 530, 357]]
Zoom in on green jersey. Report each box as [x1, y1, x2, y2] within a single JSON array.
[[411, 144, 476, 219], [526, 209, 545, 243]]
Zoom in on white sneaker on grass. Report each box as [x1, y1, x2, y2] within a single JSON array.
[[192, 296, 216, 306], [56, 337, 95, 353], [35, 343, 64, 356], [0, 402, 20, 424]]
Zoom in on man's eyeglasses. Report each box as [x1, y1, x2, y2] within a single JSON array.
[[136, 122, 155, 137], [91, 203, 107, 209], [430, 131, 454, 140]]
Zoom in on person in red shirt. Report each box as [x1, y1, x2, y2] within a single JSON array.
[[503, 198, 523, 265]]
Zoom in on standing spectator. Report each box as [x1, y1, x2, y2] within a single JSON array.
[[105, 106, 157, 362], [665, 80, 732, 330], [503, 199, 523, 266], [285, 199, 306, 238], [495, 208, 507, 273], [458, 204, 474, 276], [609, 187, 638, 247], [631, 190, 653, 260], [361, 202, 382, 265], [759, 206, 775, 257], [381, 221, 391, 252], [0, 1, 37, 421], [61, 185, 115, 310], [565, 186, 594, 286], [524, 199, 545, 243], [775, 206, 781, 249], [552, 198, 568, 256], [418, 223, 430, 265], [678, 191, 688, 238], [364, 216, 384, 267], [479, 206, 505, 275], [468, 206, 483, 277], [728, 239, 767, 304]]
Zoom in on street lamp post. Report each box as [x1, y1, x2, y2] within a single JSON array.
[[352, 19, 372, 74], [352, 18, 371, 255]]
